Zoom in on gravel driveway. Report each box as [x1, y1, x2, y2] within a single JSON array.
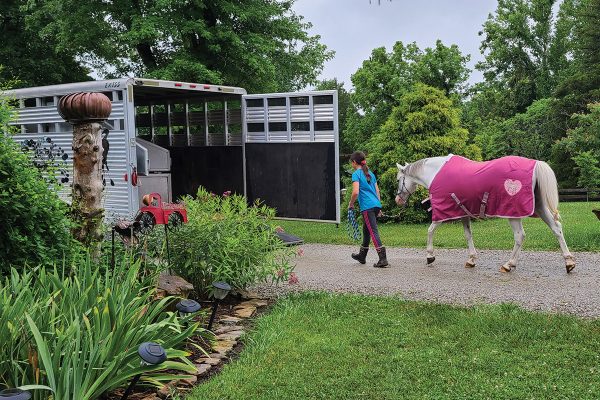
[[253, 244, 600, 318]]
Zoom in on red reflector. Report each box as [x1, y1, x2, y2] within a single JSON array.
[[174, 83, 182, 87], [203, 85, 211, 89], [189, 84, 197, 88]]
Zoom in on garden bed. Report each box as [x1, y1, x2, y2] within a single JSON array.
[[105, 294, 274, 400]]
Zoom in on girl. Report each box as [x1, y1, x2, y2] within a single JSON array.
[[348, 151, 388, 268]]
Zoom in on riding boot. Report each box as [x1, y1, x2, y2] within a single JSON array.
[[351, 246, 369, 264], [373, 247, 389, 268]]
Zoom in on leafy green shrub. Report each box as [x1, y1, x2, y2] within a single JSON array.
[[0, 97, 78, 271], [169, 188, 296, 296], [0, 255, 200, 399]]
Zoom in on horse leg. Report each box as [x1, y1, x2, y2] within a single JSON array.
[[535, 204, 575, 273], [426, 221, 441, 265], [501, 218, 525, 273], [462, 217, 477, 268]]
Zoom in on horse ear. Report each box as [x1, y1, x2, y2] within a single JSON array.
[[396, 163, 403, 170]]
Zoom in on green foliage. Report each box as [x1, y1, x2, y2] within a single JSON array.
[[0, 1, 90, 87], [556, 104, 600, 187], [476, 0, 576, 115], [0, 255, 200, 399], [474, 98, 560, 160], [553, 0, 600, 124], [367, 84, 481, 221], [189, 292, 600, 399], [169, 188, 296, 296], [0, 95, 78, 271], [25, 0, 333, 92], [345, 40, 471, 151]]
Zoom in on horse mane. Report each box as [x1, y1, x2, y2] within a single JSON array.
[[405, 158, 428, 177]]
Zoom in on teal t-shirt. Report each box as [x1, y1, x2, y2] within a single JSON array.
[[352, 169, 382, 211]]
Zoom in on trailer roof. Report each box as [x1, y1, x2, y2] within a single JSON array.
[[4, 78, 247, 99]]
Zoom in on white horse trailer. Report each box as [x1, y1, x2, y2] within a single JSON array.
[[5, 78, 340, 223]]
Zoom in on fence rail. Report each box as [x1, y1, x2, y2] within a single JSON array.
[[558, 188, 600, 202]]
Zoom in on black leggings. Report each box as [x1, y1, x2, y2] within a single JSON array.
[[361, 207, 383, 250]]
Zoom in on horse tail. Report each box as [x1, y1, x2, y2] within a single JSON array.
[[535, 161, 560, 221]]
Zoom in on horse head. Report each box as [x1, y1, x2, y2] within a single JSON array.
[[395, 162, 418, 206]]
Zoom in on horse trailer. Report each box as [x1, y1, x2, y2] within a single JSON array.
[[5, 78, 340, 223]]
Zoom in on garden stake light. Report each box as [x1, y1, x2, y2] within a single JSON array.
[[176, 299, 201, 318], [120, 342, 167, 400], [207, 281, 231, 331], [0, 389, 31, 399]]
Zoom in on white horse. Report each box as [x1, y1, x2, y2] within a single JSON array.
[[395, 155, 575, 273]]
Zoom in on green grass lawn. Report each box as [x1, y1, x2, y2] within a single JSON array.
[[279, 202, 600, 252], [188, 293, 600, 400]]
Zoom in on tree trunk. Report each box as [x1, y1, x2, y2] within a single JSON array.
[[71, 121, 104, 247]]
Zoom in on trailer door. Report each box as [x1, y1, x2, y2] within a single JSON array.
[[242, 90, 340, 223]]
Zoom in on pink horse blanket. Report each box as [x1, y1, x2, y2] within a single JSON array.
[[429, 155, 537, 222]]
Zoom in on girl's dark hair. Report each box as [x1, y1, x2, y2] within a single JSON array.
[[350, 151, 371, 183]]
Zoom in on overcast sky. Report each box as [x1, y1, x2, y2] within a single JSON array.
[[292, 0, 499, 89]]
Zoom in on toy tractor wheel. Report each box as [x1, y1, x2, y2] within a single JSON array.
[[168, 212, 184, 230], [137, 212, 156, 234]]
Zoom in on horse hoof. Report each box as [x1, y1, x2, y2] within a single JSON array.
[[499, 264, 513, 273], [566, 263, 576, 273], [426, 257, 436, 265], [465, 261, 476, 268]]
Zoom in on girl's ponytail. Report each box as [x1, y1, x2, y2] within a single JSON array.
[[350, 151, 371, 183]]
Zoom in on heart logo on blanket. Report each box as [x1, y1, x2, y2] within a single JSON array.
[[504, 179, 522, 196]]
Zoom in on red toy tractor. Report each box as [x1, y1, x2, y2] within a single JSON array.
[[136, 192, 188, 234]]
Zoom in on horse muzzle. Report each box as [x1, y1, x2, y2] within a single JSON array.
[[395, 195, 405, 206]]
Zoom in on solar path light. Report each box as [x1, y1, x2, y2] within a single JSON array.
[[0, 389, 31, 400], [120, 342, 167, 400], [207, 281, 231, 331], [176, 299, 201, 316]]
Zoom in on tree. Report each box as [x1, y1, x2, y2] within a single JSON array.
[[413, 40, 471, 97], [476, 0, 576, 115], [554, 0, 600, 117], [0, 0, 90, 87], [25, 0, 333, 93], [555, 104, 600, 188], [367, 84, 481, 221], [347, 40, 471, 151], [474, 98, 561, 161]]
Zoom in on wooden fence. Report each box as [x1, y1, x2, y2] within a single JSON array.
[[559, 188, 600, 202]]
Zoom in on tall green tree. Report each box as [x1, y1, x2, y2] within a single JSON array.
[[25, 0, 333, 92], [549, 0, 600, 186], [476, 0, 576, 115], [0, 0, 89, 87], [346, 40, 470, 151], [554, 0, 600, 116]]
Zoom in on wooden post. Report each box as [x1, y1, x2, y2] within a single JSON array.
[[58, 92, 112, 247]]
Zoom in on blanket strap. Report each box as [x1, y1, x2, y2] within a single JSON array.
[[450, 193, 477, 219], [479, 192, 489, 219]]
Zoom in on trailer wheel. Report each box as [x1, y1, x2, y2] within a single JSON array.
[[137, 212, 155, 234], [168, 212, 184, 230]]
